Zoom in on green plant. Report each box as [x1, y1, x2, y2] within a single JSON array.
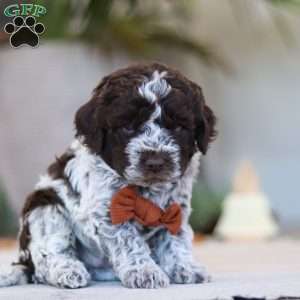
[[269, 0, 300, 8], [0, 184, 18, 236], [34, 0, 225, 67], [190, 183, 223, 234]]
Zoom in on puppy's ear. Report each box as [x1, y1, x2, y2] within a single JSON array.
[[74, 100, 105, 154], [75, 100, 96, 137], [74, 77, 110, 153], [194, 87, 217, 155]]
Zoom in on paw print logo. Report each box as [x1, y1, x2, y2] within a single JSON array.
[[4, 16, 45, 48]]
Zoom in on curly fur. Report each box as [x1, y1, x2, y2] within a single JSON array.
[[0, 62, 216, 289]]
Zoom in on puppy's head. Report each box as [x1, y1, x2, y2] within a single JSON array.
[[75, 63, 216, 186]]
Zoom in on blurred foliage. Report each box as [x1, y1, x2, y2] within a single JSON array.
[[34, 0, 225, 68], [0, 0, 299, 63], [190, 183, 224, 234], [269, 0, 300, 8], [0, 184, 17, 236]]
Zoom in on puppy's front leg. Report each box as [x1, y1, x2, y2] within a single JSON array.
[[27, 205, 91, 289], [152, 225, 210, 284], [98, 222, 170, 288]]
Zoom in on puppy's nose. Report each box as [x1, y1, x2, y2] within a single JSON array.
[[140, 151, 172, 175], [144, 157, 165, 173]]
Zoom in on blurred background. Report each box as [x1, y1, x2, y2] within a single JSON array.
[[0, 0, 299, 238]]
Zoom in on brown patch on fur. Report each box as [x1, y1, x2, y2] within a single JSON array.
[[19, 220, 31, 253], [14, 221, 35, 283], [22, 188, 64, 217], [48, 152, 80, 196], [48, 152, 75, 180]]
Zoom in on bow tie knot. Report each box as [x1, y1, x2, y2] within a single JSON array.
[[110, 186, 182, 235]]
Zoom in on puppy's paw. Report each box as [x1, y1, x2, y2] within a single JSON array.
[[122, 263, 170, 289], [169, 263, 211, 284], [49, 260, 91, 289]]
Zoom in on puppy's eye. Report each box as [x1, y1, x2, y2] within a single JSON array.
[[174, 125, 184, 133], [121, 126, 135, 135]]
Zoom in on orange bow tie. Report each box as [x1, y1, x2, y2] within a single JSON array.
[[110, 186, 182, 235]]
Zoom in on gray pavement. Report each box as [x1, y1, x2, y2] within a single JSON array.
[[0, 239, 299, 300]]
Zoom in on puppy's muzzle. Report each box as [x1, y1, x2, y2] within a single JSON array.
[[139, 151, 173, 180]]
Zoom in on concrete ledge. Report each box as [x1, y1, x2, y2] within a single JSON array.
[[0, 239, 299, 300]]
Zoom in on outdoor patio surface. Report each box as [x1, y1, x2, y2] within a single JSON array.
[[0, 239, 300, 300]]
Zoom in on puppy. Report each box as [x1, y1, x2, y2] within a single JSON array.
[[0, 62, 216, 289]]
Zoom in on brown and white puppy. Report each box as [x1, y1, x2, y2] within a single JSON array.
[[0, 63, 216, 289]]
